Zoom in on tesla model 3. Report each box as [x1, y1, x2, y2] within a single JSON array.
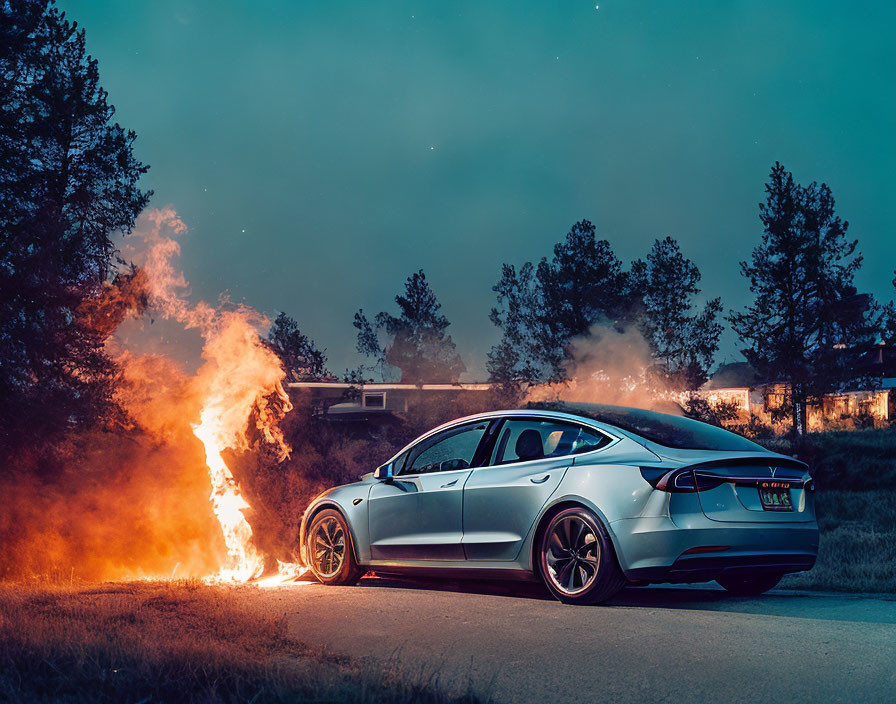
[[299, 403, 818, 604]]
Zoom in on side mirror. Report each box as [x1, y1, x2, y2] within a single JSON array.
[[373, 462, 394, 481]]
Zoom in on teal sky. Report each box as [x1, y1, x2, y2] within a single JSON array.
[[64, 1, 896, 378]]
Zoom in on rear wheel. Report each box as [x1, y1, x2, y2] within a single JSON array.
[[537, 507, 627, 605], [306, 509, 362, 586], [717, 573, 782, 596]]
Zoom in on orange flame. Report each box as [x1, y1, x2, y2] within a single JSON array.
[[127, 207, 303, 583]]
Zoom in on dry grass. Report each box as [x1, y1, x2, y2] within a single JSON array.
[[0, 580, 483, 704], [780, 489, 896, 593], [758, 427, 896, 490]]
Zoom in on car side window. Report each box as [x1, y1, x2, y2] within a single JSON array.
[[489, 419, 611, 466], [402, 422, 489, 475]]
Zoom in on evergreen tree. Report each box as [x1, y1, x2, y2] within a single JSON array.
[[629, 237, 723, 389], [354, 270, 465, 383], [881, 270, 896, 345], [486, 261, 541, 391], [488, 219, 633, 384], [0, 0, 151, 453], [265, 312, 329, 381], [351, 309, 385, 380], [729, 162, 875, 434]]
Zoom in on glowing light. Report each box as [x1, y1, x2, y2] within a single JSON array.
[[194, 414, 264, 581], [136, 207, 302, 583]]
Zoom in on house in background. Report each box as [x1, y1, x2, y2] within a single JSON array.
[[698, 344, 896, 428], [286, 381, 494, 421], [698, 362, 765, 416], [287, 344, 896, 430]]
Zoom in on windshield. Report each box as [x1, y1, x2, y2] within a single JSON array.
[[527, 402, 765, 452]]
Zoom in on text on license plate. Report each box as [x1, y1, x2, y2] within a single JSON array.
[[758, 481, 793, 511]]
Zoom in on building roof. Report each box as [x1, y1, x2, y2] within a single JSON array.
[[286, 382, 493, 391], [702, 362, 760, 390]]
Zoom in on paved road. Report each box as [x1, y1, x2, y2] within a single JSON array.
[[273, 576, 896, 703]]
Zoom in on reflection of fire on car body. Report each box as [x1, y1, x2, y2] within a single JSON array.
[[301, 402, 819, 604]]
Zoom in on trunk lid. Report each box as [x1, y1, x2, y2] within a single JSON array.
[[652, 449, 815, 524], [692, 457, 814, 523]]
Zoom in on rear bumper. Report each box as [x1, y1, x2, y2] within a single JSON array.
[[610, 515, 819, 584], [625, 552, 817, 583]]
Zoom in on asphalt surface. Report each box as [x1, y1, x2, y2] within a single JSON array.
[[275, 576, 896, 703]]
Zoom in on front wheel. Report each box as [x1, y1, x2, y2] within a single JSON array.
[[306, 509, 362, 586], [537, 507, 627, 605], [717, 573, 782, 596]]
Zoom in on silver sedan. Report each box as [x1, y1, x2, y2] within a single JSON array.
[[299, 403, 818, 604]]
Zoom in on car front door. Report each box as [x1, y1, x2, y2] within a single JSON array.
[[368, 419, 494, 561], [462, 418, 611, 561]]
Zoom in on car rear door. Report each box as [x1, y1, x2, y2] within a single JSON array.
[[462, 418, 610, 560], [367, 420, 494, 561]]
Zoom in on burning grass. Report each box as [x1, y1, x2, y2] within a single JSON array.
[[0, 580, 484, 704], [780, 489, 896, 593]]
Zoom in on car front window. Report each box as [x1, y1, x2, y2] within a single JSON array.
[[402, 422, 489, 475]]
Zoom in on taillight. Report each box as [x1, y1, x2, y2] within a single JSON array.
[[641, 464, 813, 493], [640, 467, 725, 493], [659, 469, 695, 492]]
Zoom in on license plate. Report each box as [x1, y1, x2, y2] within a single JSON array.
[[758, 482, 793, 511]]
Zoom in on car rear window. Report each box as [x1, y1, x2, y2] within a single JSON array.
[[526, 402, 764, 452], [490, 419, 611, 465]]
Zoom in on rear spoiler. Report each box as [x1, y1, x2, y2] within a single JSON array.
[[640, 456, 812, 493]]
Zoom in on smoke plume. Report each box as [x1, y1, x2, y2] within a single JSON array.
[[526, 325, 684, 414]]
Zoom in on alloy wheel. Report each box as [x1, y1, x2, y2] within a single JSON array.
[[310, 516, 345, 578], [544, 514, 600, 595]]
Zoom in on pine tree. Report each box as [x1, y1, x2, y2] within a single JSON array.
[[729, 162, 875, 434], [488, 219, 634, 384], [265, 312, 329, 381], [486, 262, 541, 390], [629, 237, 723, 389], [881, 270, 896, 345], [0, 0, 151, 453], [354, 270, 465, 383]]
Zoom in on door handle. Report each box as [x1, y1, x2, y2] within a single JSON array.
[[440, 479, 458, 488], [530, 475, 550, 484]]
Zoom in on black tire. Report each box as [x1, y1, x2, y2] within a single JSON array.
[[717, 572, 782, 597], [305, 509, 363, 586], [537, 507, 627, 605]]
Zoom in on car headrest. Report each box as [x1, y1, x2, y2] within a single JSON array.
[[550, 429, 577, 456], [515, 429, 544, 461]]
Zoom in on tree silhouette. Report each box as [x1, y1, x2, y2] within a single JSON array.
[[0, 0, 151, 454], [265, 312, 330, 382], [486, 261, 542, 391], [729, 162, 876, 434], [354, 270, 465, 383], [630, 237, 723, 389], [882, 270, 896, 345], [488, 220, 634, 385]]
